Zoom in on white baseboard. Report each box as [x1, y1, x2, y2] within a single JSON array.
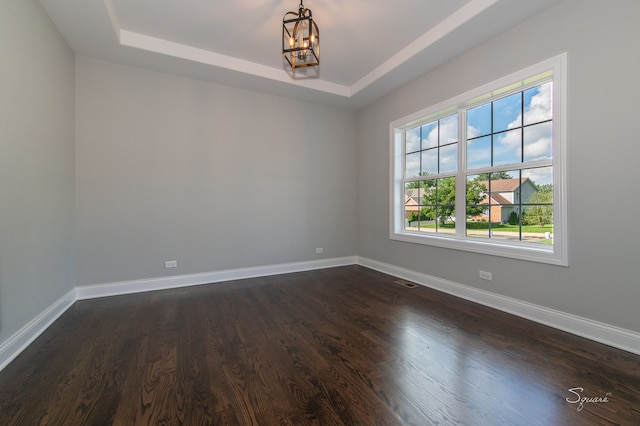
[[0, 288, 76, 372], [2, 255, 638, 374], [76, 256, 358, 300], [0, 257, 357, 373], [357, 256, 640, 356]]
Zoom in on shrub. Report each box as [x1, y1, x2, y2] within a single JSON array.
[[508, 211, 519, 225]]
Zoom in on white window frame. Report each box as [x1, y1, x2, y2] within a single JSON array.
[[390, 53, 568, 266]]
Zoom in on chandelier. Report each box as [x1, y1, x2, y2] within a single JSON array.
[[282, 0, 320, 69]]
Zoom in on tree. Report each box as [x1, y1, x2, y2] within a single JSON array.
[[508, 210, 519, 225], [408, 209, 434, 222], [466, 180, 486, 218], [476, 171, 512, 181], [524, 184, 553, 227], [420, 177, 485, 225]]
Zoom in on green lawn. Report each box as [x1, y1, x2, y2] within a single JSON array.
[[418, 222, 553, 233]]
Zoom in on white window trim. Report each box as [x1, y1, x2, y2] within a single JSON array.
[[390, 53, 568, 266]]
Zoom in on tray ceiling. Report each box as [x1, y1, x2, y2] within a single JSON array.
[[40, 0, 563, 109]]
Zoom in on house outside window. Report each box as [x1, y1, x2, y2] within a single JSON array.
[[390, 54, 567, 266]]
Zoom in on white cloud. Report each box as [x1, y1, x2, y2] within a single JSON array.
[[467, 125, 480, 140], [423, 115, 458, 148], [406, 129, 420, 152], [496, 129, 521, 151], [423, 123, 439, 148], [496, 83, 553, 162], [521, 113, 552, 161], [523, 83, 553, 125], [522, 167, 553, 185], [405, 153, 420, 177], [439, 116, 458, 144], [439, 146, 458, 172]]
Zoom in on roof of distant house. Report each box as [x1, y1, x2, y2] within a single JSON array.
[[479, 177, 530, 192], [486, 193, 512, 205]]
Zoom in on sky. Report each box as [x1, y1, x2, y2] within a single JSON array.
[[405, 82, 554, 186]]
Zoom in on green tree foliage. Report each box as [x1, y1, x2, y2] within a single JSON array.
[[524, 184, 553, 227], [420, 177, 485, 225], [508, 210, 519, 225], [476, 171, 512, 181], [466, 179, 486, 218], [407, 209, 434, 222]]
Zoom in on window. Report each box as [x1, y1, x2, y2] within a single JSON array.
[[390, 54, 567, 265]]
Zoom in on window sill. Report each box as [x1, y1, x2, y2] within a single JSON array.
[[390, 230, 568, 266]]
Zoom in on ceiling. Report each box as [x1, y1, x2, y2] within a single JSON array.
[[39, 0, 563, 109]]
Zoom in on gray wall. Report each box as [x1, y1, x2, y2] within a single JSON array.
[[3, 0, 639, 352], [0, 0, 75, 343], [357, 0, 640, 332], [75, 58, 357, 285]]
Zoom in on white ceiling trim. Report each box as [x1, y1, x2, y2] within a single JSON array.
[[39, 0, 564, 108], [118, 30, 352, 97], [104, 0, 349, 97], [350, 0, 500, 96], [103, 0, 499, 99]]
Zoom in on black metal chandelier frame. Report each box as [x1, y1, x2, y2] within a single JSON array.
[[282, 0, 320, 69]]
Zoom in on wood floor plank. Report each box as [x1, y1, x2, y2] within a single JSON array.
[[1, 265, 640, 425]]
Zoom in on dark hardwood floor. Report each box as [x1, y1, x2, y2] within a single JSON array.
[[1, 265, 639, 425]]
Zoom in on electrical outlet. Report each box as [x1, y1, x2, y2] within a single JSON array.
[[479, 270, 492, 281], [315, 248, 324, 254], [165, 260, 177, 268]]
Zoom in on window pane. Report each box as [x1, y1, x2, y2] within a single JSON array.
[[406, 127, 421, 153], [466, 175, 489, 238], [404, 182, 421, 230], [417, 180, 437, 233], [493, 92, 522, 133], [522, 167, 553, 203], [524, 82, 552, 125], [467, 103, 491, 138], [521, 166, 553, 245], [489, 169, 519, 204], [404, 205, 417, 228], [523, 121, 553, 162], [439, 144, 458, 173], [522, 206, 553, 245], [436, 177, 456, 205], [440, 114, 458, 145], [421, 149, 438, 175], [420, 179, 436, 200], [404, 182, 421, 200], [488, 205, 521, 241], [421, 121, 438, 149], [413, 178, 455, 234], [493, 129, 521, 166], [436, 206, 456, 234], [484, 171, 519, 239], [405, 152, 420, 178], [467, 135, 491, 170], [436, 177, 456, 232]]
